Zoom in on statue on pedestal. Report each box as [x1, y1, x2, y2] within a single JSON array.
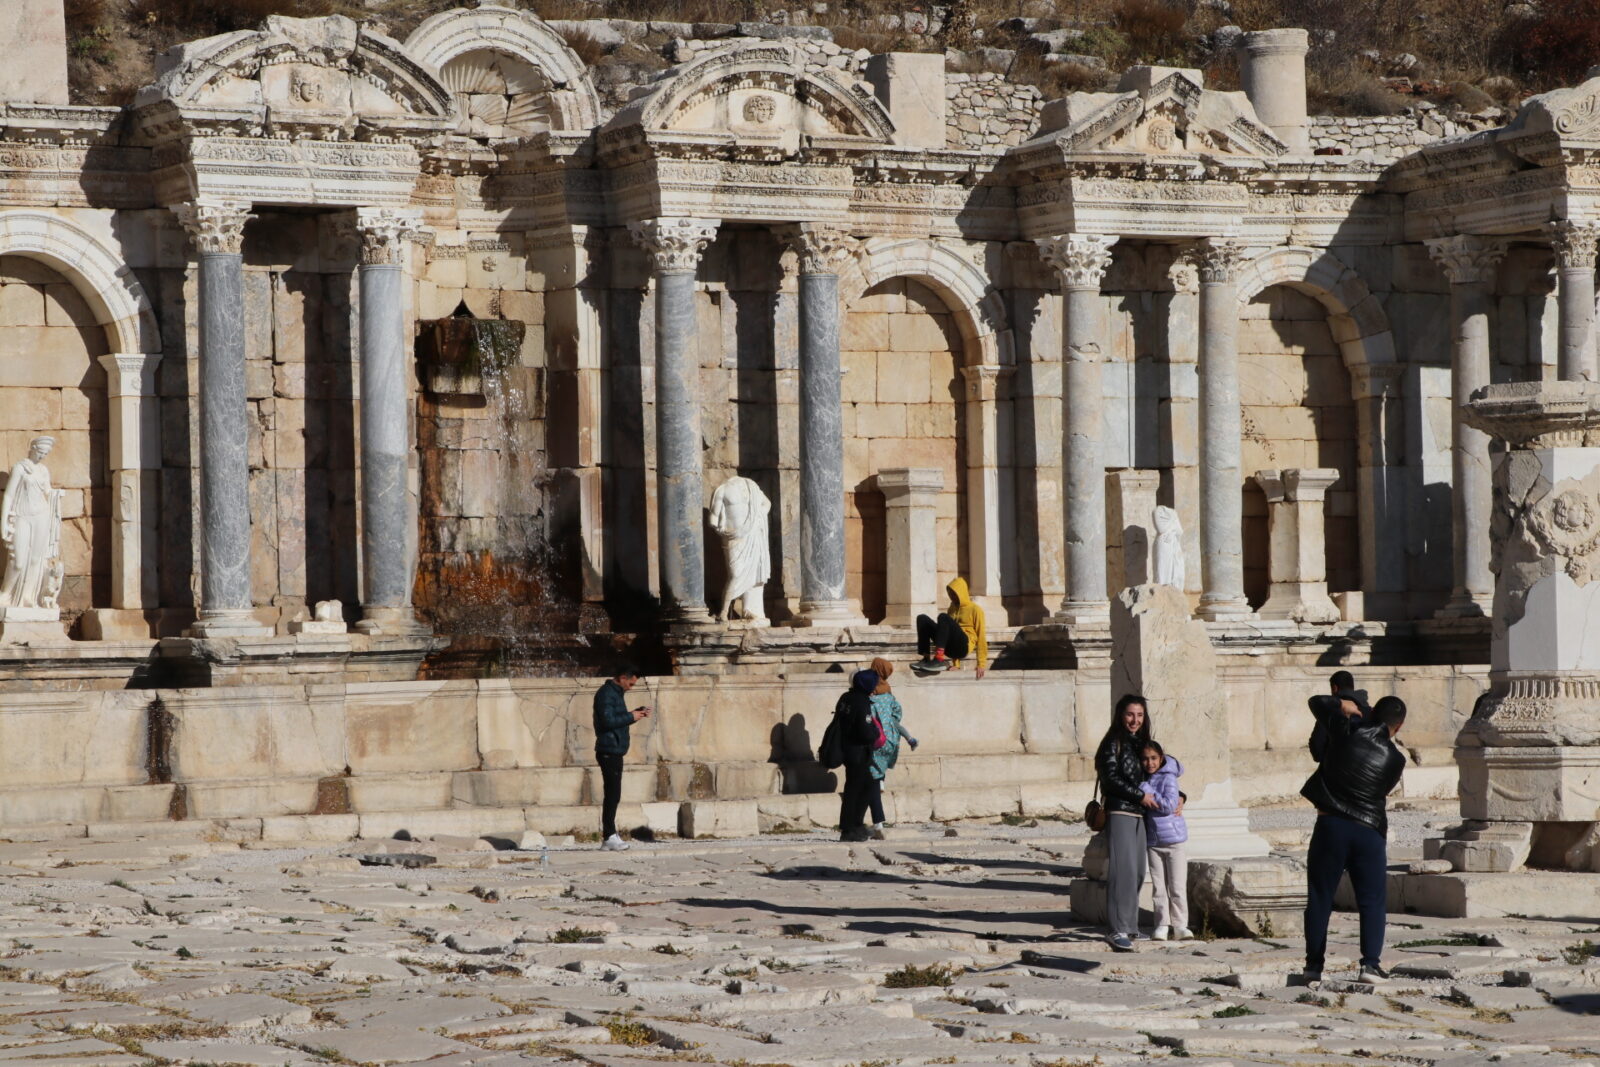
[[1153, 505, 1185, 591], [0, 436, 65, 616], [710, 475, 771, 625]]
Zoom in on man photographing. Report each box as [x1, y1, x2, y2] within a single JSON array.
[[593, 664, 651, 852], [1300, 692, 1407, 987]]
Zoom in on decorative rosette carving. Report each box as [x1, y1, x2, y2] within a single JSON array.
[[1034, 233, 1116, 290], [1530, 488, 1600, 584], [782, 224, 860, 276], [1550, 220, 1600, 270], [171, 200, 254, 255], [355, 207, 424, 266], [1425, 234, 1508, 286], [1167, 252, 1199, 295], [628, 217, 721, 274]]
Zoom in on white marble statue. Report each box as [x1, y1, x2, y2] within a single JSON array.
[[710, 475, 771, 625], [0, 436, 65, 614], [1153, 505, 1185, 591]]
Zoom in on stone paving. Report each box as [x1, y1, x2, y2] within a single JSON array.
[[0, 814, 1596, 1067]]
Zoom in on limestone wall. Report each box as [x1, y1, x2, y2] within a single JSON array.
[[0, 664, 1481, 831], [945, 74, 1041, 150]]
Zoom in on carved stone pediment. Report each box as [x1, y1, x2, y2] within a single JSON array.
[[1505, 74, 1600, 144], [1027, 67, 1285, 160], [133, 14, 453, 143], [599, 41, 893, 164]]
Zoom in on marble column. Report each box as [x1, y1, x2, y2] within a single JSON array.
[[787, 223, 867, 627], [172, 200, 270, 637], [1253, 467, 1341, 623], [1350, 362, 1406, 620], [876, 467, 943, 626], [962, 363, 1008, 612], [353, 208, 424, 635], [1195, 238, 1252, 620], [1551, 220, 1598, 383], [1426, 235, 1507, 618], [629, 217, 719, 624], [1035, 233, 1117, 624], [80, 354, 160, 640]]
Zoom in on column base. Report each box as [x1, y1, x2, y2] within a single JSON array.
[[1050, 599, 1109, 625], [1258, 588, 1340, 624], [186, 610, 273, 638], [354, 607, 432, 637], [791, 599, 868, 628], [1196, 593, 1253, 621], [1435, 592, 1492, 619]]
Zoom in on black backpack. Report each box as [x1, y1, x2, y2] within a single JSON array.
[[817, 710, 846, 770]]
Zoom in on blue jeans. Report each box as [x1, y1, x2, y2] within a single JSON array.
[[1304, 813, 1389, 971]]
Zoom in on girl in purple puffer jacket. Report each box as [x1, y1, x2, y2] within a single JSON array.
[[1140, 741, 1191, 941]]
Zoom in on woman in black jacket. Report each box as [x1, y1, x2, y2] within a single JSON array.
[[836, 669, 881, 842], [1095, 694, 1154, 951]]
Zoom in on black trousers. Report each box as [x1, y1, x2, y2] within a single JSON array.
[[838, 752, 874, 835], [597, 752, 624, 839], [916, 612, 969, 661]]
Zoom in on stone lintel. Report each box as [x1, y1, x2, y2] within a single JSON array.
[[1463, 380, 1600, 448]]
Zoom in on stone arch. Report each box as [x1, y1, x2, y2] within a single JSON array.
[[0, 212, 158, 356], [840, 238, 1011, 367], [1235, 245, 1396, 368], [838, 237, 1012, 617], [611, 40, 893, 143], [404, 5, 601, 133]]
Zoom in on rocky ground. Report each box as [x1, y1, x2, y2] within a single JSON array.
[[0, 809, 1596, 1067]]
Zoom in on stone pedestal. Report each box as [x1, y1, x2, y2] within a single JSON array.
[[876, 468, 942, 627], [0, 606, 68, 645], [1420, 380, 1600, 894], [1253, 467, 1341, 624], [1107, 469, 1159, 591]]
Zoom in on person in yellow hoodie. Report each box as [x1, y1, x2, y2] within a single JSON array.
[[914, 577, 987, 680]]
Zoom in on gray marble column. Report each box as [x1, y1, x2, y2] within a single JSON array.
[[788, 224, 867, 626], [629, 218, 719, 624], [1036, 233, 1117, 623], [1195, 238, 1252, 620], [1426, 235, 1507, 618], [354, 208, 424, 635], [172, 200, 270, 637], [1552, 221, 1598, 383]]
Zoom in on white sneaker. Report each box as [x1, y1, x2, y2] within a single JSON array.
[[600, 834, 629, 851], [1152, 925, 1170, 941], [1173, 927, 1194, 941]]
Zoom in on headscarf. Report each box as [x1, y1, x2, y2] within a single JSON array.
[[870, 657, 894, 695], [852, 669, 879, 694]]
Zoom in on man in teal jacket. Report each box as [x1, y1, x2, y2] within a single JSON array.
[[593, 664, 651, 851]]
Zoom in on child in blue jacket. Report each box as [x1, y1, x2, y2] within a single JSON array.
[[1140, 740, 1191, 941]]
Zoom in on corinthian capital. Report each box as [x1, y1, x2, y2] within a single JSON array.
[[782, 224, 860, 276], [629, 217, 720, 274], [1195, 237, 1245, 284], [1035, 233, 1116, 290], [355, 207, 423, 266], [1425, 234, 1508, 286], [171, 200, 254, 256], [1550, 220, 1600, 269]]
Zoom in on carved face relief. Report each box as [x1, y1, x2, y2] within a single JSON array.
[[742, 94, 777, 126], [1147, 118, 1175, 151], [1531, 488, 1600, 583], [292, 71, 325, 106]]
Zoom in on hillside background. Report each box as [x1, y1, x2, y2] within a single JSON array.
[[60, 0, 1600, 121]]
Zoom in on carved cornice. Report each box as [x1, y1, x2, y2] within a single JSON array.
[[1462, 380, 1600, 448], [628, 217, 720, 274], [1425, 234, 1508, 286], [1034, 233, 1116, 290], [782, 224, 860, 276], [171, 199, 254, 255], [1195, 238, 1245, 284], [354, 207, 423, 266], [1550, 220, 1600, 269]]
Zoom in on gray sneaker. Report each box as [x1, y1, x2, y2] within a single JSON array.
[[1358, 964, 1390, 985], [1108, 933, 1135, 952]]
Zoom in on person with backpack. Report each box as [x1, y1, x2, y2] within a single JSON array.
[[829, 668, 881, 843], [866, 657, 918, 837], [1300, 693, 1408, 987], [1096, 694, 1155, 951]]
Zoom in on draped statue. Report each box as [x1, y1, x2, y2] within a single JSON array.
[[710, 475, 771, 625], [0, 436, 65, 614], [1153, 505, 1186, 592]]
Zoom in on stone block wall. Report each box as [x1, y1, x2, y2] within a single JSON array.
[[946, 73, 1041, 150], [1238, 286, 1359, 608], [842, 278, 965, 620], [0, 255, 108, 620]]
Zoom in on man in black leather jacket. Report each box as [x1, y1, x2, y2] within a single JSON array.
[[1299, 693, 1407, 986]]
